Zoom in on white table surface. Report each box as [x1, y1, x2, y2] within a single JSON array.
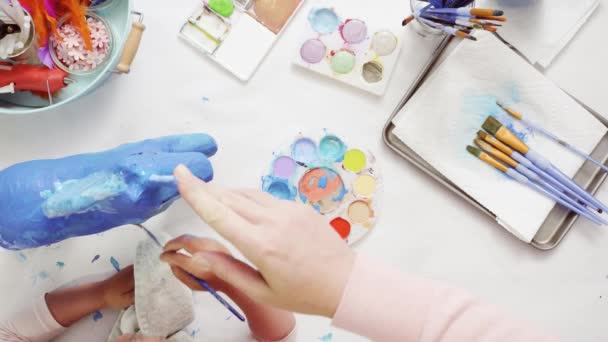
[[1, 0, 607, 341]]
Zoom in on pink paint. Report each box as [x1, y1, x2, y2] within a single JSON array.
[[340, 19, 367, 44], [300, 38, 327, 64]]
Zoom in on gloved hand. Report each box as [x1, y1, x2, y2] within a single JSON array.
[[0, 134, 217, 250]]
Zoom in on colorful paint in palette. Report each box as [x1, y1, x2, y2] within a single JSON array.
[[294, 4, 403, 96], [262, 132, 381, 245], [179, 0, 303, 81]]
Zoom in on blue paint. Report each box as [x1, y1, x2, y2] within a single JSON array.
[[16, 252, 27, 262], [56, 261, 65, 268], [313, 204, 321, 212], [319, 135, 346, 162], [506, 123, 529, 143], [508, 82, 522, 103], [291, 138, 318, 164], [332, 187, 348, 202], [110, 256, 120, 272], [0, 134, 218, 250], [38, 271, 49, 279], [318, 176, 328, 189], [91, 254, 100, 263], [92, 310, 103, 321], [41, 172, 128, 219], [262, 176, 297, 201], [202, 96, 210, 103], [462, 95, 504, 122], [319, 332, 333, 342], [308, 8, 340, 34]]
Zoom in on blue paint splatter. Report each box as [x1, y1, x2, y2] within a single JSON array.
[[38, 271, 49, 279], [16, 252, 27, 262], [56, 261, 65, 268], [92, 311, 103, 321], [508, 82, 522, 103], [91, 254, 100, 263], [319, 332, 333, 342], [318, 176, 328, 189], [262, 176, 297, 201], [202, 97, 210, 103], [313, 204, 321, 212], [110, 256, 120, 272], [225, 315, 232, 320], [190, 328, 200, 337], [506, 123, 529, 143]]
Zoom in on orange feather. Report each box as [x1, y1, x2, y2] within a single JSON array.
[[58, 0, 92, 50]]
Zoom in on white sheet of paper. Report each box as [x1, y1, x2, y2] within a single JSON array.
[[392, 31, 607, 242], [479, 0, 599, 67]]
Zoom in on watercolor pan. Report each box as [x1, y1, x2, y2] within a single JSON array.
[[293, 4, 403, 96], [179, 0, 303, 81], [261, 132, 382, 245]]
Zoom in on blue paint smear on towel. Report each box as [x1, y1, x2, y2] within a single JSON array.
[[91, 254, 100, 263], [92, 311, 103, 321], [319, 332, 333, 342]]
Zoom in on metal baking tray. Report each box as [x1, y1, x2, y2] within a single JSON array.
[[383, 36, 608, 250]]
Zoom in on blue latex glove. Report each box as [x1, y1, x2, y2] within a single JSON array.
[[0, 134, 217, 250]]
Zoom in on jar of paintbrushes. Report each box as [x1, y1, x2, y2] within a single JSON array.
[[404, 0, 506, 41]]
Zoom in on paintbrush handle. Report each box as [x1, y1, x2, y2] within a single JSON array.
[[526, 149, 608, 212], [505, 169, 603, 225], [511, 152, 593, 209], [515, 165, 608, 224], [522, 118, 608, 174], [189, 274, 246, 322]]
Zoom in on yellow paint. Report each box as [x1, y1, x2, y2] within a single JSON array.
[[343, 149, 367, 173], [348, 200, 373, 224], [353, 174, 377, 197], [480, 153, 508, 172], [496, 127, 529, 154]]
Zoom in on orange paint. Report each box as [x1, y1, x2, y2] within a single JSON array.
[[298, 168, 343, 203], [330, 217, 351, 239]]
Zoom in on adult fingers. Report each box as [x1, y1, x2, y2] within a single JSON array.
[[174, 165, 259, 251], [205, 185, 271, 224], [163, 235, 230, 256], [235, 189, 282, 208], [151, 134, 218, 157], [162, 251, 270, 302]]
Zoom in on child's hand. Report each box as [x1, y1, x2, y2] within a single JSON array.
[[100, 265, 135, 309], [114, 334, 167, 342], [160, 236, 232, 293]]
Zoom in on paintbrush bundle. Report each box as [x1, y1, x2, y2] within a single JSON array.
[[468, 116, 608, 226], [403, 1, 505, 41], [392, 31, 607, 242]]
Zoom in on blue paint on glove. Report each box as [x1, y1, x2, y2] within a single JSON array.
[[0, 134, 217, 250]]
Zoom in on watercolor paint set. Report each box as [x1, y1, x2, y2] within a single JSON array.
[[179, 0, 303, 81], [294, 4, 403, 96], [261, 132, 382, 245]]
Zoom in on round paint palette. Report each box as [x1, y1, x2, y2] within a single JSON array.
[[262, 133, 381, 245]]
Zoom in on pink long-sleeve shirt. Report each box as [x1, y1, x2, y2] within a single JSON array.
[[1, 254, 560, 342]]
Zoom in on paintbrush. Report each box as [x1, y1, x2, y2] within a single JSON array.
[[474, 139, 607, 224], [482, 116, 608, 213], [136, 224, 246, 322], [426, 7, 504, 17], [496, 101, 608, 174], [419, 17, 477, 40], [466, 146, 604, 225], [421, 13, 483, 29], [476, 131, 599, 212], [402, 15, 415, 26]]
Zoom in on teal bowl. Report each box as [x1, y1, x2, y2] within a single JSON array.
[[0, 0, 134, 115]]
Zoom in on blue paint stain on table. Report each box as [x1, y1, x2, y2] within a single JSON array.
[[56, 261, 65, 268], [319, 332, 333, 341], [92, 311, 103, 321], [91, 254, 100, 263], [110, 256, 120, 272]]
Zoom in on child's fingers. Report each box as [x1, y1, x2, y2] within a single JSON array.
[[170, 266, 206, 291], [163, 235, 230, 256]]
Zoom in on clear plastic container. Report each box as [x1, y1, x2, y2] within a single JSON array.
[[49, 11, 114, 76]]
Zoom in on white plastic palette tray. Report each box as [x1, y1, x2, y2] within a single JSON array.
[[293, 4, 403, 96]]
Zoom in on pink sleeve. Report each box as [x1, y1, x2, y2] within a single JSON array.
[[0, 294, 66, 342], [332, 254, 561, 342]]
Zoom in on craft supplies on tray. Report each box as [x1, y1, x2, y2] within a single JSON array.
[[0, 0, 145, 114], [383, 31, 608, 250], [261, 132, 382, 245]]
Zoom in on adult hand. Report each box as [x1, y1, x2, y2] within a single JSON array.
[[161, 165, 355, 318], [100, 265, 135, 310], [0, 134, 217, 250]]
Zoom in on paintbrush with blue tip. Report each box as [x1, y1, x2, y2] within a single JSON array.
[[473, 139, 608, 224], [467, 146, 605, 225], [482, 116, 608, 214], [497, 101, 608, 174], [477, 131, 599, 213], [136, 224, 246, 322]]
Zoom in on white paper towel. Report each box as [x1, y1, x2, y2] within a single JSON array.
[[479, 0, 600, 68], [392, 31, 607, 242]]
